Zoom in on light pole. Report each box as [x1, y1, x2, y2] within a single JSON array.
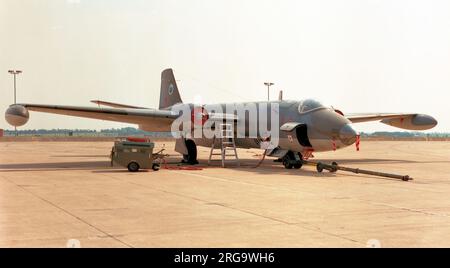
[[264, 82, 274, 101], [8, 70, 22, 104], [8, 69, 22, 136]]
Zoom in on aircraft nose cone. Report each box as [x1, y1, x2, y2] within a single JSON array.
[[339, 124, 357, 145]]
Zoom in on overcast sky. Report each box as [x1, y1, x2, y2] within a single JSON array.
[[1, 0, 449, 132]]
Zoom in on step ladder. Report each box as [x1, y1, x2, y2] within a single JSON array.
[[208, 123, 240, 167]]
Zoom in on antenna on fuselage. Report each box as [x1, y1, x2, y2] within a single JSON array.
[[278, 90, 283, 101]]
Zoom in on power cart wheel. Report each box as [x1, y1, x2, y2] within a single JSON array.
[[152, 163, 160, 171], [127, 162, 140, 172]]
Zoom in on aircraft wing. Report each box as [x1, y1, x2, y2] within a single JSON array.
[[18, 104, 179, 132], [346, 113, 416, 123], [90, 100, 148, 109], [346, 113, 437, 130]]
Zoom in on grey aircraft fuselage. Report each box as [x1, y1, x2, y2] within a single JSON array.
[[177, 99, 356, 153]]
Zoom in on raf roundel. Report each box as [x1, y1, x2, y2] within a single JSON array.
[[168, 84, 174, 95]]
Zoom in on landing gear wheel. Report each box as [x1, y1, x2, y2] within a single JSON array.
[[183, 139, 198, 165], [293, 153, 303, 169], [283, 151, 302, 169], [127, 161, 140, 172], [283, 158, 293, 169], [152, 163, 160, 171]]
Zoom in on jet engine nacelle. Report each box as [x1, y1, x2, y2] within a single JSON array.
[[278, 122, 313, 152], [5, 105, 29, 127]]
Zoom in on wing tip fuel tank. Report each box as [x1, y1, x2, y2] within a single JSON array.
[[5, 104, 29, 127], [380, 114, 437, 130]]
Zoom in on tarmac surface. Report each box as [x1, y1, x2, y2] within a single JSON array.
[[0, 140, 449, 247]]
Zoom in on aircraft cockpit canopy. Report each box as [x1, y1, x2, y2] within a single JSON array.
[[298, 99, 326, 114]]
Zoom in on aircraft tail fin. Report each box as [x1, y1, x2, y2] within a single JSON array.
[[159, 68, 182, 109]]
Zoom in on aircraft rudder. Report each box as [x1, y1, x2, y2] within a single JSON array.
[[159, 68, 183, 109]]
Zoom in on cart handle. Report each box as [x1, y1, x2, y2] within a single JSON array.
[[153, 149, 165, 155]]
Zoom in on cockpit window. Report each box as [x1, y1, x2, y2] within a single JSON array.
[[298, 99, 326, 114]]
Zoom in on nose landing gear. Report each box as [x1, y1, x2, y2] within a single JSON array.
[[282, 151, 303, 169]]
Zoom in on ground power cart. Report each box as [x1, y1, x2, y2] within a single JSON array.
[[110, 138, 165, 172]]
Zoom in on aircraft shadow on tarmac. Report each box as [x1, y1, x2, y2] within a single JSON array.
[[316, 158, 450, 165], [0, 160, 113, 172], [0, 157, 324, 176], [51, 154, 109, 158], [0, 157, 447, 181]]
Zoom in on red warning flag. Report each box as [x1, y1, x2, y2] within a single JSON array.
[[356, 135, 360, 151]]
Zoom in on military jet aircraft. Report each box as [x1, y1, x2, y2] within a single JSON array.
[[5, 68, 438, 169]]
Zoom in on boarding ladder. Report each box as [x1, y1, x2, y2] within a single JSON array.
[[208, 123, 240, 167]]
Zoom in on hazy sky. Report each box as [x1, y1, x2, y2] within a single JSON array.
[[1, 0, 449, 132]]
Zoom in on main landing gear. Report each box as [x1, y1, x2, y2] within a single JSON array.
[[282, 151, 303, 169], [182, 139, 199, 165]]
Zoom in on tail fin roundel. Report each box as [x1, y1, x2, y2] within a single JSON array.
[[159, 68, 182, 109]]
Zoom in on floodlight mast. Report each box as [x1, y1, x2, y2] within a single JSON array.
[[264, 82, 274, 101], [8, 69, 22, 135], [8, 70, 22, 104]]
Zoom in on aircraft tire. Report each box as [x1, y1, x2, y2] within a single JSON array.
[[283, 151, 301, 169], [283, 159, 293, 169], [283, 152, 293, 169], [293, 152, 303, 169]]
